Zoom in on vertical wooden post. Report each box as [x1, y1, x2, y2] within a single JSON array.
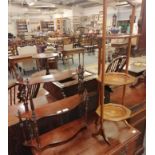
[[93, 0, 109, 144], [122, 2, 135, 105], [99, 0, 107, 130]]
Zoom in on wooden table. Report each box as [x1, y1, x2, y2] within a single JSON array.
[[62, 48, 85, 65], [127, 56, 146, 76], [32, 53, 58, 75], [111, 42, 128, 48], [9, 54, 33, 78]]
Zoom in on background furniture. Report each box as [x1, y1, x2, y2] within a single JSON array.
[[43, 70, 98, 101], [32, 53, 58, 75], [40, 21, 54, 32], [16, 20, 28, 38], [17, 45, 38, 73]]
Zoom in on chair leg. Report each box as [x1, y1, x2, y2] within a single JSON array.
[[72, 55, 74, 64], [62, 56, 65, 64]]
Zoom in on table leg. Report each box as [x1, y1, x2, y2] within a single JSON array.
[[10, 61, 19, 79], [79, 53, 81, 65], [45, 58, 50, 75]]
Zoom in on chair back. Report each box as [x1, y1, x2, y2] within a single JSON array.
[[64, 44, 73, 50], [17, 45, 37, 55], [106, 55, 127, 73], [8, 82, 20, 106], [8, 81, 40, 111]]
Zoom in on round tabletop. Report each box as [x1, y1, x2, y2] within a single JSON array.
[[32, 53, 58, 59]]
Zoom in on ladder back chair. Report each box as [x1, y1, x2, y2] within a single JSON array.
[[8, 80, 40, 112], [106, 55, 127, 73], [8, 82, 20, 106], [105, 55, 127, 103], [61, 38, 74, 64]]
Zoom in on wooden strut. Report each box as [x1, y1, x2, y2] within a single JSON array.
[[122, 2, 136, 105], [92, 0, 110, 145]]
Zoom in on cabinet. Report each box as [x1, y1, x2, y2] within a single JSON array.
[[72, 16, 81, 32], [16, 20, 28, 37], [56, 18, 63, 33], [40, 21, 54, 32]]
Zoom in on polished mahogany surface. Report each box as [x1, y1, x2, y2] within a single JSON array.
[[21, 94, 82, 119], [32, 53, 58, 59], [31, 114, 140, 155]]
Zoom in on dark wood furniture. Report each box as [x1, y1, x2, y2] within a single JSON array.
[[138, 0, 146, 51], [8, 81, 40, 111], [8, 82, 20, 106], [8, 81, 145, 155], [8, 91, 98, 155], [30, 114, 141, 155], [43, 70, 98, 101]]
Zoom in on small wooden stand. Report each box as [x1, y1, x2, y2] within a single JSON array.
[[93, 0, 139, 144]]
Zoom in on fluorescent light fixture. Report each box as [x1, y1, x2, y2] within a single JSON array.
[[26, 0, 37, 6], [29, 2, 35, 6]]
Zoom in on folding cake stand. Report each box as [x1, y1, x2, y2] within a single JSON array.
[[93, 0, 140, 144]]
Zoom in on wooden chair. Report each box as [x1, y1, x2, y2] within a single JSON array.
[[17, 45, 38, 73], [61, 43, 74, 64], [105, 55, 127, 103], [8, 82, 21, 106], [8, 81, 40, 112], [106, 55, 127, 73]]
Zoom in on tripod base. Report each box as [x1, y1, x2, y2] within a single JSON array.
[[92, 117, 110, 145]]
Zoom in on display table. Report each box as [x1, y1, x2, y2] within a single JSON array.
[[32, 53, 58, 75], [127, 56, 146, 76], [9, 54, 33, 78], [38, 69, 98, 100]]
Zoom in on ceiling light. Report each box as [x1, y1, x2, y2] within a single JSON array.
[[29, 2, 35, 6], [25, 0, 37, 6]]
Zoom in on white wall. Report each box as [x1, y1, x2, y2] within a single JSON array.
[[8, 4, 142, 35], [72, 6, 83, 16], [117, 5, 141, 22], [83, 5, 102, 16], [83, 5, 117, 27]]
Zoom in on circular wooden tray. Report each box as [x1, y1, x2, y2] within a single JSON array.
[[96, 103, 131, 121], [104, 72, 135, 86]]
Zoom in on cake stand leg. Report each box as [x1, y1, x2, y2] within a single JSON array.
[[92, 117, 110, 145], [45, 58, 50, 75]]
